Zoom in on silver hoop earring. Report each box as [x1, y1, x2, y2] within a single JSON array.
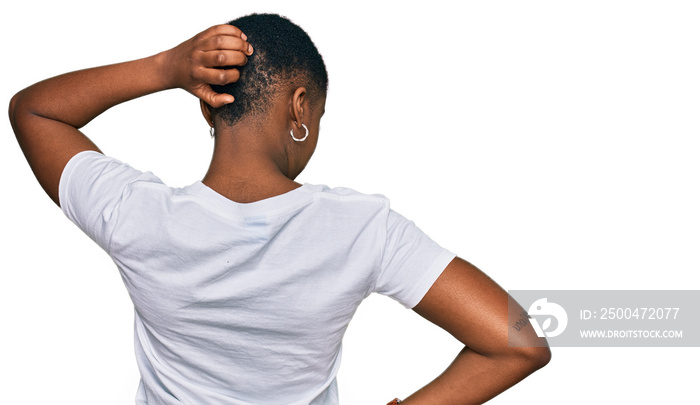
[[210, 126, 215, 138], [290, 124, 309, 142]]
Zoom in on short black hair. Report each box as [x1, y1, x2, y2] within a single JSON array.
[[210, 13, 328, 127]]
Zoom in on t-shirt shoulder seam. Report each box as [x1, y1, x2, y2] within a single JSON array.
[[371, 208, 392, 295], [58, 150, 103, 212], [404, 250, 456, 309], [313, 187, 389, 205], [103, 172, 176, 252]]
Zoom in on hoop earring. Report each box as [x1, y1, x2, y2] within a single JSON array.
[[210, 126, 215, 138], [290, 124, 309, 142]]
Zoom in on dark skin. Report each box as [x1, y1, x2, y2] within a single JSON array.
[[199, 87, 325, 203], [9, 23, 550, 404]]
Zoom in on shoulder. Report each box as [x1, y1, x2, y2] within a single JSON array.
[[305, 183, 390, 207], [60, 151, 170, 217], [61, 151, 164, 191]]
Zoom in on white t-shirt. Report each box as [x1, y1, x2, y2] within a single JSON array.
[[59, 151, 455, 405]]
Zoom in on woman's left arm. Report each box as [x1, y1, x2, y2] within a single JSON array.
[[9, 24, 252, 206], [399, 257, 551, 404]]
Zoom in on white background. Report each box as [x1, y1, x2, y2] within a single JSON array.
[[2, 1, 698, 403]]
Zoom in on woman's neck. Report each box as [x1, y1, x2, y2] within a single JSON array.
[[201, 123, 300, 203]]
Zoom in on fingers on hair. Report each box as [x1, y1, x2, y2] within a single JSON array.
[[210, 14, 328, 127], [204, 24, 245, 39], [202, 50, 248, 68]]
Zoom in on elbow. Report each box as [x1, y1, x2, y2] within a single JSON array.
[[482, 342, 552, 378], [515, 344, 551, 372], [9, 89, 37, 138], [530, 345, 552, 370], [8, 90, 27, 131], [9, 92, 19, 128]]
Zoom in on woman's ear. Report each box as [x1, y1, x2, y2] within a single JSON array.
[[200, 99, 214, 127], [290, 87, 307, 126]]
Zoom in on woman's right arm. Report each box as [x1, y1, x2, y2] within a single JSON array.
[[401, 257, 551, 404], [9, 24, 251, 206]]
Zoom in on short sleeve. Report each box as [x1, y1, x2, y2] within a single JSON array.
[[58, 151, 158, 251], [374, 209, 456, 309]]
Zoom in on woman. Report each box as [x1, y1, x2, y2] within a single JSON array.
[[10, 13, 550, 404]]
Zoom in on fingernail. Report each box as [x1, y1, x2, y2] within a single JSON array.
[[241, 33, 247, 41], [248, 44, 253, 54]]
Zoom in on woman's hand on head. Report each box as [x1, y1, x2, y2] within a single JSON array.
[[10, 23, 251, 206], [162, 24, 253, 108]]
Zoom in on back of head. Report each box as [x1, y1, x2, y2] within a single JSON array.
[[211, 14, 328, 126]]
